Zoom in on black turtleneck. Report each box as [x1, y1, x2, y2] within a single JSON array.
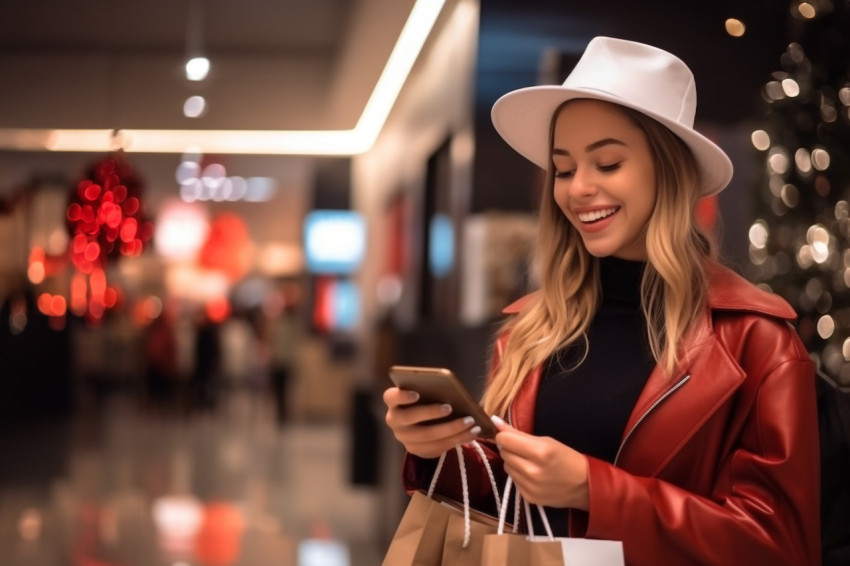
[[532, 256, 655, 535]]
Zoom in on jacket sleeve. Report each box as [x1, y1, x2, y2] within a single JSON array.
[[575, 355, 820, 566]]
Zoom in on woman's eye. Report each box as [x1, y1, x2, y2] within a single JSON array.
[[598, 162, 622, 173], [554, 170, 575, 179]]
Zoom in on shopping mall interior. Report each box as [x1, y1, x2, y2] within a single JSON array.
[[0, 0, 848, 564]]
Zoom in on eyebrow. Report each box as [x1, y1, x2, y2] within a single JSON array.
[[552, 137, 627, 157]]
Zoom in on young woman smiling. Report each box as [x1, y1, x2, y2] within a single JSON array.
[[383, 36, 820, 565]]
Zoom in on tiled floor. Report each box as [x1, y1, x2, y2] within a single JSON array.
[[0, 388, 389, 566]]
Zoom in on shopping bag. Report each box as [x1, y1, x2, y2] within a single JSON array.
[[381, 490, 455, 566], [526, 536, 625, 565], [482, 476, 624, 566], [439, 495, 503, 565], [383, 442, 504, 566]]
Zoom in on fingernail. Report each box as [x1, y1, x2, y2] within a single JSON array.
[[470, 426, 482, 436], [491, 415, 506, 426], [406, 390, 420, 402], [462, 416, 475, 426], [440, 404, 452, 415]]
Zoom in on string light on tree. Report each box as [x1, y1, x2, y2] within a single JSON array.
[[749, 0, 850, 384]]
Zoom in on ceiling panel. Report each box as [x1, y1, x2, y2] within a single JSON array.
[[0, 0, 351, 54]]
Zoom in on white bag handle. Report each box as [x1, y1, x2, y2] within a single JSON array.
[[497, 475, 555, 539], [426, 440, 502, 548]]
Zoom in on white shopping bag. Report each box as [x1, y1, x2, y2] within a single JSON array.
[[527, 536, 625, 565]]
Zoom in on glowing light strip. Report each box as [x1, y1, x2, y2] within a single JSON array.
[[0, 0, 446, 155], [354, 0, 446, 145]]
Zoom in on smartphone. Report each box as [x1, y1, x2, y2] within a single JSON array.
[[389, 365, 496, 438]]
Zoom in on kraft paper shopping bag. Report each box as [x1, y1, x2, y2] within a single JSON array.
[[440, 497, 503, 565], [382, 490, 454, 566], [383, 442, 504, 566]]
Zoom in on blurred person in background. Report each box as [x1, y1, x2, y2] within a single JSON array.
[[267, 284, 301, 426], [144, 307, 178, 412], [383, 37, 820, 565], [219, 308, 260, 389], [193, 306, 222, 412]]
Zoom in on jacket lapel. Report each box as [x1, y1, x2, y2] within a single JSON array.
[[615, 312, 746, 476], [612, 260, 796, 476]]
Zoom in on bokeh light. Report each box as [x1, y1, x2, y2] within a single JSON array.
[[751, 129, 770, 150], [724, 18, 746, 37], [183, 95, 207, 118], [185, 57, 210, 81]]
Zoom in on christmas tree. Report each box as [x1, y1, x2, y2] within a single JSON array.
[[749, 0, 850, 386]]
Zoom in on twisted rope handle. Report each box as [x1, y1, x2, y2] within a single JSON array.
[[497, 475, 554, 539], [497, 476, 514, 534], [427, 450, 448, 498], [470, 440, 501, 511], [425, 440, 502, 548], [455, 444, 472, 547], [523, 495, 554, 540]]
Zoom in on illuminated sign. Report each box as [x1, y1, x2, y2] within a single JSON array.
[[303, 211, 366, 274]]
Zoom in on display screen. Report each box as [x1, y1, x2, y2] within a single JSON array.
[[303, 210, 366, 274]]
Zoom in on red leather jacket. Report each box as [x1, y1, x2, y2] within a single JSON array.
[[403, 260, 820, 565]]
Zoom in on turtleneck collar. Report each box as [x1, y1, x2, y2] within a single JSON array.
[[599, 256, 645, 305]]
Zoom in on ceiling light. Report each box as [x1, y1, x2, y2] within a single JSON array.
[[184, 0, 209, 81], [185, 57, 210, 81], [183, 95, 207, 118], [354, 0, 447, 146]]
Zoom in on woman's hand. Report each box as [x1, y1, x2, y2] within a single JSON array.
[[492, 416, 590, 510], [383, 387, 482, 459]]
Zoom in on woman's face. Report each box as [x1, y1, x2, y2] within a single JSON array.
[[552, 99, 656, 261]]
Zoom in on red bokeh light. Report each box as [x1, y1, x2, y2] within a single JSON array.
[[198, 213, 254, 281], [194, 502, 245, 566], [205, 297, 231, 323], [66, 154, 153, 321]]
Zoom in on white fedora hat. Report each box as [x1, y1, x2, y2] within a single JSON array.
[[491, 36, 734, 196]]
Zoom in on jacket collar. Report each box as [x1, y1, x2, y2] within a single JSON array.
[[703, 258, 796, 320]]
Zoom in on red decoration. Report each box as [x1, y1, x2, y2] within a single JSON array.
[[66, 154, 153, 273], [66, 154, 153, 320], [198, 213, 254, 281]]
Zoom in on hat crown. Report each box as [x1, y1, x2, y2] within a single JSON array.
[[564, 37, 696, 128]]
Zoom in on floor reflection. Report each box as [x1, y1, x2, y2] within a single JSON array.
[[0, 389, 382, 566]]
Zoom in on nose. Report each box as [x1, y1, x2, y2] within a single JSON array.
[[568, 166, 597, 199]]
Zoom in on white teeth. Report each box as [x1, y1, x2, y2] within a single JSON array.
[[577, 207, 618, 222]]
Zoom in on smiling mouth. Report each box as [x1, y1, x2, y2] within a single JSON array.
[[577, 207, 619, 223]]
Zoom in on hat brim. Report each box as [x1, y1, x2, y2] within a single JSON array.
[[491, 86, 733, 196]]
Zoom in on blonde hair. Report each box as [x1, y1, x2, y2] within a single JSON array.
[[482, 100, 715, 417]]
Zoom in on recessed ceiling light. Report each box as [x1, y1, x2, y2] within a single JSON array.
[[185, 57, 210, 81]]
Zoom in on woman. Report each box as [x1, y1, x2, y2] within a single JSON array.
[[383, 37, 820, 565]]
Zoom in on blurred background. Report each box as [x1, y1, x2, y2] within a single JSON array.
[[0, 0, 848, 564]]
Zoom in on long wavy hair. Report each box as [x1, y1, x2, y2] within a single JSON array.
[[482, 100, 717, 417]]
